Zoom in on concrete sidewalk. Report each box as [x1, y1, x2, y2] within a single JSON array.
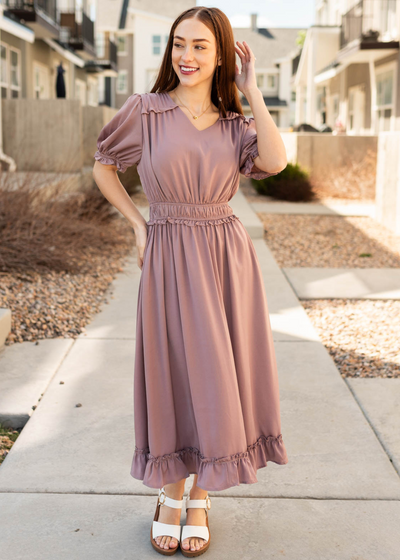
[[283, 267, 400, 299], [251, 200, 376, 217], [0, 188, 399, 559]]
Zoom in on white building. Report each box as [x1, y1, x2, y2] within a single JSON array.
[[294, 0, 400, 133]]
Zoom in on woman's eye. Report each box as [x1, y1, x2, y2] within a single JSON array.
[[173, 43, 204, 50]]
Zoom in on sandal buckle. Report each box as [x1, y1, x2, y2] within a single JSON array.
[[158, 489, 166, 505]]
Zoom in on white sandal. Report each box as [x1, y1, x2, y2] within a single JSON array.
[[151, 487, 184, 556], [180, 492, 212, 557]]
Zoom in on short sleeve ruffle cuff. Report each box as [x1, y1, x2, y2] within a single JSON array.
[[239, 117, 280, 180], [94, 93, 143, 173]]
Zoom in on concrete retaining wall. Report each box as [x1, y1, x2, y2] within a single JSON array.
[[82, 105, 118, 168], [280, 132, 377, 178], [2, 100, 118, 173], [375, 132, 400, 236]]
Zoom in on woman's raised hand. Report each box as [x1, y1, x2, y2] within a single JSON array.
[[234, 40, 258, 96]]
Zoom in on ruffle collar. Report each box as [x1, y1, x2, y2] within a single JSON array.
[[140, 91, 247, 121]]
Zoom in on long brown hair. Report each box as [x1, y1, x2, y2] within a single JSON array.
[[150, 6, 244, 117]]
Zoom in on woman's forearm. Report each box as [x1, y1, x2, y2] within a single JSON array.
[[92, 161, 147, 231], [245, 87, 287, 173]]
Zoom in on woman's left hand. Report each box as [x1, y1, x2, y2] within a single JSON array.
[[234, 40, 258, 96]]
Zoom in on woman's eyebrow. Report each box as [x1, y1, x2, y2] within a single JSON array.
[[173, 35, 210, 43]]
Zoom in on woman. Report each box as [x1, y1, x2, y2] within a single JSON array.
[[93, 6, 288, 557]]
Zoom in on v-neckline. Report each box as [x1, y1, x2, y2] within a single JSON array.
[[163, 92, 222, 133]]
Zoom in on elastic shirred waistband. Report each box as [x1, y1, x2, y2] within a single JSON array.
[[147, 201, 239, 227]]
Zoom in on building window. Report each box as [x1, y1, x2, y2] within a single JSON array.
[[152, 35, 161, 55], [376, 65, 395, 131], [380, 0, 397, 40], [332, 93, 339, 124], [165, 34, 169, 45], [256, 74, 264, 88], [117, 36, 127, 55], [348, 84, 366, 134], [96, 32, 105, 58], [349, 89, 355, 130], [10, 48, 21, 98], [1, 43, 21, 99], [75, 79, 86, 105], [1, 43, 8, 99], [33, 62, 50, 99], [267, 75, 275, 88], [117, 70, 128, 94], [317, 86, 327, 124]]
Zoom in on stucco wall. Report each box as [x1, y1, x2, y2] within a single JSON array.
[[2, 99, 83, 172], [375, 131, 400, 236]]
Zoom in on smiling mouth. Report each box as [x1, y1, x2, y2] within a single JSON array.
[[180, 65, 199, 74]]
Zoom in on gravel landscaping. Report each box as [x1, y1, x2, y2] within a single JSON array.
[[0, 423, 20, 465], [258, 214, 400, 268], [0, 253, 131, 345], [0, 188, 139, 345], [302, 299, 400, 379]]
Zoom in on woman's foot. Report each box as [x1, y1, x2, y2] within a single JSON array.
[[181, 483, 209, 553], [153, 482, 185, 551]]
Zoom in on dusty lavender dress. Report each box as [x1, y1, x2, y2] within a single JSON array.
[[94, 91, 288, 491]]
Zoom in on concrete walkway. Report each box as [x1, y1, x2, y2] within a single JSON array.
[[0, 188, 399, 559], [283, 267, 400, 299], [251, 200, 376, 217]]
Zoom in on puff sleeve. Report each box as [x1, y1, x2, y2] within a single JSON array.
[[239, 117, 280, 180], [94, 93, 142, 173]]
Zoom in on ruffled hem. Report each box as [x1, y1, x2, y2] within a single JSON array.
[[93, 150, 127, 173], [146, 214, 240, 227], [130, 434, 288, 491]]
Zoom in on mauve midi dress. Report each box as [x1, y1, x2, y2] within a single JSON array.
[[94, 91, 289, 491]]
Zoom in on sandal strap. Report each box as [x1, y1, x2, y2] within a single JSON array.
[[152, 520, 182, 542], [158, 487, 184, 509], [185, 496, 211, 510], [181, 524, 209, 543]]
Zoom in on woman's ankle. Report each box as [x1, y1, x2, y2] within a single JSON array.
[[164, 480, 186, 500], [189, 486, 208, 499]]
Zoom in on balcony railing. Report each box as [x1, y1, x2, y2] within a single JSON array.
[[95, 36, 117, 66], [3, 0, 57, 23], [59, 9, 94, 48], [340, 0, 398, 49]]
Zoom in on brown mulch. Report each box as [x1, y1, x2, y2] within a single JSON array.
[[259, 214, 400, 268], [0, 425, 20, 465], [302, 299, 400, 378]]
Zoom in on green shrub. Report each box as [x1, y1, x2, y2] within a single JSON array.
[[251, 162, 316, 202]]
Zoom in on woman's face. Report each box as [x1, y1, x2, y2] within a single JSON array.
[[171, 18, 220, 87]]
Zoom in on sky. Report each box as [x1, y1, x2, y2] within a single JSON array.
[[197, 0, 316, 29]]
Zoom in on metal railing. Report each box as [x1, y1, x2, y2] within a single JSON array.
[[95, 36, 117, 65], [3, 0, 57, 22], [340, 0, 398, 49], [59, 9, 94, 47]]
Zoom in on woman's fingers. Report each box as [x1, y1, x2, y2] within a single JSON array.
[[235, 41, 246, 62]]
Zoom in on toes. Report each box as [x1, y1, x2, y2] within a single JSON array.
[[182, 538, 189, 549], [154, 535, 178, 550]]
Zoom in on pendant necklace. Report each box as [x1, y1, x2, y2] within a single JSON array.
[[174, 90, 211, 120]]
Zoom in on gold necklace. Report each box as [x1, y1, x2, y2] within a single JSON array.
[[174, 90, 212, 120]]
